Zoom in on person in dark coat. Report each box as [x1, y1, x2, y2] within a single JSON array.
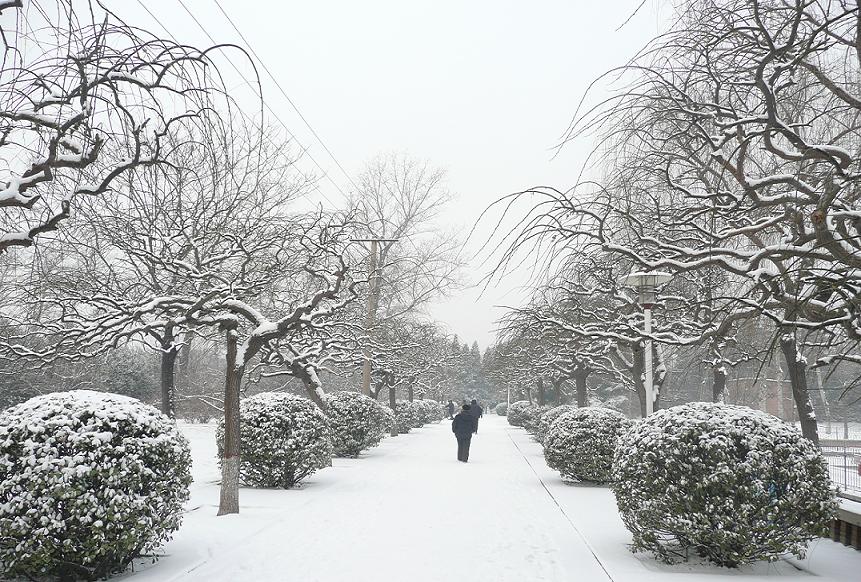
[[469, 399, 483, 434], [452, 404, 477, 462], [447, 400, 455, 419]]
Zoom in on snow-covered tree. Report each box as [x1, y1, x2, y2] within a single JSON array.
[[0, 0, 231, 251]]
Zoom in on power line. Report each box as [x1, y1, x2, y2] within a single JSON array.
[[212, 0, 360, 194], [171, 0, 346, 208], [134, 0, 343, 208]]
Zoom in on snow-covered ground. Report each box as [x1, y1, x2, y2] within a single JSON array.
[[119, 416, 861, 582]]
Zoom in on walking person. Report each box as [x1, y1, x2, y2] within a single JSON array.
[[469, 399, 483, 434], [452, 404, 477, 462], [447, 399, 455, 420]]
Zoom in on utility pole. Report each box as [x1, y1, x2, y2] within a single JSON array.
[[352, 237, 398, 397]]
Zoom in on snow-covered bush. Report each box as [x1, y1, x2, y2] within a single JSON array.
[[495, 402, 508, 416], [612, 402, 837, 567], [324, 392, 392, 457], [522, 405, 552, 434], [536, 404, 577, 444], [217, 392, 332, 488], [0, 390, 191, 580], [414, 399, 444, 424], [392, 400, 423, 433], [507, 400, 531, 427], [378, 404, 395, 432], [544, 407, 630, 482], [407, 401, 427, 428]]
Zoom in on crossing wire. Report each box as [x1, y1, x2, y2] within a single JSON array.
[[135, 0, 344, 208], [172, 0, 347, 207], [212, 0, 360, 194]]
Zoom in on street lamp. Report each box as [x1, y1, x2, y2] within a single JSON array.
[[620, 271, 672, 416]]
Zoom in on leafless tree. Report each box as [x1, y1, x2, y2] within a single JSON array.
[[484, 0, 861, 443], [2, 121, 310, 417], [0, 0, 234, 251], [350, 153, 463, 394]]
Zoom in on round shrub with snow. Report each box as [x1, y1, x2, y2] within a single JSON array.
[[522, 404, 552, 435], [217, 392, 332, 488], [0, 390, 191, 581], [612, 402, 837, 567], [506, 400, 531, 427], [392, 400, 423, 433], [324, 391, 392, 457], [544, 407, 629, 482], [414, 399, 444, 424], [495, 402, 507, 416], [535, 404, 576, 444], [378, 404, 395, 432]]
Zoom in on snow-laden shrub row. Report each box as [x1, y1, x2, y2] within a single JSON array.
[[323, 392, 392, 457], [495, 402, 507, 416], [0, 390, 191, 581], [413, 399, 444, 425], [612, 402, 837, 567], [523, 405, 552, 435], [544, 407, 629, 482], [378, 404, 396, 433], [535, 404, 577, 444], [392, 400, 423, 433], [506, 400, 531, 427], [217, 392, 332, 488]]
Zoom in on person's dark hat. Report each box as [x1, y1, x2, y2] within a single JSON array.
[[462, 404, 471, 410]]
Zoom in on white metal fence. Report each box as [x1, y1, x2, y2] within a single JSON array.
[[820, 443, 861, 497]]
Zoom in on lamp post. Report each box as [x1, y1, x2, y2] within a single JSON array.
[[621, 271, 672, 416]]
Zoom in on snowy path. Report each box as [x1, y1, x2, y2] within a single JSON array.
[[122, 416, 861, 582]]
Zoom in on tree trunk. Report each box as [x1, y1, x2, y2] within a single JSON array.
[[218, 329, 242, 516], [552, 379, 564, 405], [160, 341, 179, 418], [290, 362, 326, 410], [299, 371, 326, 410], [389, 383, 398, 437], [408, 384, 414, 402], [537, 378, 545, 406], [176, 332, 192, 397], [712, 366, 727, 403], [575, 369, 588, 407], [779, 331, 819, 445]]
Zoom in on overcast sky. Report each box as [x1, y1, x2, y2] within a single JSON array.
[[114, 0, 665, 348]]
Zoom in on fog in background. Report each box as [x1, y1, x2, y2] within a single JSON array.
[[112, 0, 666, 347]]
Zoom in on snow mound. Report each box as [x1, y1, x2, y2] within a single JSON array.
[[612, 402, 838, 567], [324, 391, 392, 457], [544, 407, 629, 482], [535, 404, 577, 445], [0, 390, 191, 581], [217, 392, 332, 488]]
